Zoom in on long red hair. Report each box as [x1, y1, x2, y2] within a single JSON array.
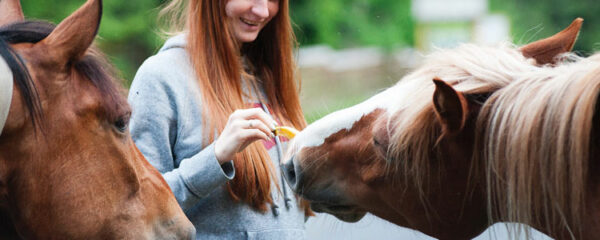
[[160, 0, 308, 213]]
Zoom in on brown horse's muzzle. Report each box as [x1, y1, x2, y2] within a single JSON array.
[[151, 216, 196, 240]]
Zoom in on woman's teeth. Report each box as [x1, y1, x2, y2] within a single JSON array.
[[241, 18, 259, 26]]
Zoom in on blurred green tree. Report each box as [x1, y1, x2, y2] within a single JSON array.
[[21, 0, 415, 84], [291, 0, 414, 49], [21, 0, 167, 85], [490, 0, 600, 55], [18, 0, 600, 86]]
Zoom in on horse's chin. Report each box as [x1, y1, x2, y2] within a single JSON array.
[[310, 202, 367, 223], [333, 211, 367, 223]]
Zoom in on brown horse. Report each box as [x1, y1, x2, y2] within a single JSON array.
[[0, 0, 194, 239], [282, 19, 592, 239]]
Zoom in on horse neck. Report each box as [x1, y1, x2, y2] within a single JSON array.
[[383, 107, 489, 239], [591, 97, 600, 181], [416, 99, 490, 238]]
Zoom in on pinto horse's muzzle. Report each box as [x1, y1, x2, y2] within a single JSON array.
[[282, 155, 304, 195], [0, 55, 13, 134]]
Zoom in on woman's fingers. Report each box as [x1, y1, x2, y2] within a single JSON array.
[[232, 108, 276, 130], [215, 108, 277, 163], [215, 128, 269, 163], [240, 128, 270, 142], [232, 129, 269, 154], [242, 119, 274, 138]]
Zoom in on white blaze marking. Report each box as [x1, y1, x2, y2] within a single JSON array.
[[293, 79, 421, 152]]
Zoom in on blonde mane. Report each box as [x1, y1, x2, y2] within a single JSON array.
[[387, 43, 540, 191], [383, 41, 600, 238], [387, 41, 599, 238], [478, 53, 600, 238]]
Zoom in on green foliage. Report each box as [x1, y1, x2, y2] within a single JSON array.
[[291, 0, 415, 49], [21, 0, 167, 86], [490, 0, 600, 55], [20, 0, 414, 84], [18, 0, 600, 87]]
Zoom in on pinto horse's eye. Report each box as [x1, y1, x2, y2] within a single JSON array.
[[373, 138, 381, 146], [113, 115, 130, 133], [373, 137, 388, 150], [372, 136, 390, 161]]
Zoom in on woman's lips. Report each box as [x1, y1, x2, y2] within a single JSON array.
[[240, 17, 260, 27]]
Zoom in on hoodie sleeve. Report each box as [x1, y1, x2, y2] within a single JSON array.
[[128, 52, 235, 211]]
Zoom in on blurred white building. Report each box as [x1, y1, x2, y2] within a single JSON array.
[[412, 0, 510, 51]]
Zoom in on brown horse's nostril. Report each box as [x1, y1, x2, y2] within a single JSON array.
[[282, 156, 302, 193], [156, 217, 195, 240], [186, 226, 196, 240]]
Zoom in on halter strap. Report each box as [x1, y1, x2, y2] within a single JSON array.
[[0, 55, 13, 134]]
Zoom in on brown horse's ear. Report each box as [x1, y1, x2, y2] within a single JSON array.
[[38, 0, 101, 62], [521, 18, 583, 65], [0, 0, 24, 26], [432, 78, 468, 136]]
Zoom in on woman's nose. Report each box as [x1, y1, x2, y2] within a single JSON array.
[[251, 0, 270, 19]]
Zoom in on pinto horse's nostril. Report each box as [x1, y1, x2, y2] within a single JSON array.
[[286, 165, 296, 185], [282, 159, 296, 187], [282, 156, 302, 193]]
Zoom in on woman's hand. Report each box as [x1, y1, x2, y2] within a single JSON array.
[[214, 108, 276, 164]]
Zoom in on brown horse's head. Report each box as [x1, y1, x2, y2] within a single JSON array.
[[283, 19, 582, 239], [0, 0, 194, 238]]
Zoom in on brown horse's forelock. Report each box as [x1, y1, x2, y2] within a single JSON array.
[[0, 21, 49, 132], [0, 20, 128, 131]]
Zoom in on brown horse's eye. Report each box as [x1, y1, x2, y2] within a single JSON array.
[[113, 115, 129, 133]]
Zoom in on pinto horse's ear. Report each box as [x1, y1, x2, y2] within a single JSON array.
[[432, 78, 468, 136], [0, 0, 25, 26], [521, 18, 583, 65], [38, 0, 101, 62]]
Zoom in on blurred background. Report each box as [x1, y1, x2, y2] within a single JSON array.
[[20, 0, 598, 239], [20, 0, 600, 122]]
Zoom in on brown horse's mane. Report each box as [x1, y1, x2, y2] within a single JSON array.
[[0, 20, 127, 132]]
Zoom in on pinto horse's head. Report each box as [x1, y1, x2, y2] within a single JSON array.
[[283, 19, 582, 239], [0, 0, 193, 238]]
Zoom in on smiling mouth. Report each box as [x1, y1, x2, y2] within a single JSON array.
[[240, 18, 260, 27]]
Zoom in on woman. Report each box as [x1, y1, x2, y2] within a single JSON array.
[[127, 0, 310, 239]]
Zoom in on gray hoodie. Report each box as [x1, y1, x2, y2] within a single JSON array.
[[128, 34, 306, 240]]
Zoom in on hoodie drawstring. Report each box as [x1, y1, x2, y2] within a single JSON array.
[[260, 103, 292, 213]]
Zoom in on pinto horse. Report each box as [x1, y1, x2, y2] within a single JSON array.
[[283, 19, 591, 239], [0, 0, 194, 238]]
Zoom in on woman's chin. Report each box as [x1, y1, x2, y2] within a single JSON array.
[[234, 32, 259, 43]]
